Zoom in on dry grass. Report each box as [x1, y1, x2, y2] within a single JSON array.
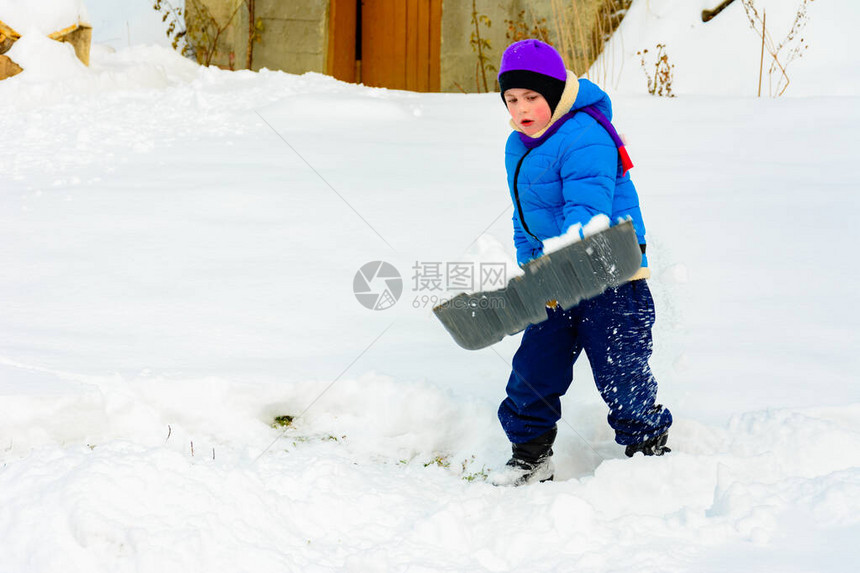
[[741, 0, 812, 97], [549, 0, 631, 83]]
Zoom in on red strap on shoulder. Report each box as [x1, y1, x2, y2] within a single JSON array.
[[619, 146, 634, 176]]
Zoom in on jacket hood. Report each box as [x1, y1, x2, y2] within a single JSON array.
[[571, 78, 613, 120]]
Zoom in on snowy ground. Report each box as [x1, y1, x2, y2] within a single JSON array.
[[1, 1, 860, 572]]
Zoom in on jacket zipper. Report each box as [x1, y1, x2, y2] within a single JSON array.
[[512, 148, 540, 243]]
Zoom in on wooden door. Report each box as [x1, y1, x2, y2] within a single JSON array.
[[327, 0, 358, 83], [360, 0, 441, 92]]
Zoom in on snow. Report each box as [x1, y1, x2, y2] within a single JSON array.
[[593, 0, 860, 97], [542, 214, 611, 254], [1, 1, 860, 571], [0, 0, 89, 35]]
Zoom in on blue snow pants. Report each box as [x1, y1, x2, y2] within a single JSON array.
[[498, 279, 672, 446]]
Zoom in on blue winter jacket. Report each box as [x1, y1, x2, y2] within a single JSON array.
[[506, 78, 647, 267]]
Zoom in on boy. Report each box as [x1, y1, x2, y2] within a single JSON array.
[[491, 40, 673, 487]]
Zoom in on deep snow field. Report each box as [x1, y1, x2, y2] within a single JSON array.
[[1, 1, 860, 572]]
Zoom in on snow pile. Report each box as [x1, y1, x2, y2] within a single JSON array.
[[0, 42, 199, 103], [594, 0, 860, 96], [3, 32, 86, 82], [0, 0, 89, 34], [0, 1, 194, 93]]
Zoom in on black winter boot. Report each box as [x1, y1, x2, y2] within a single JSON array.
[[625, 431, 671, 457], [491, 426, 557, 487]]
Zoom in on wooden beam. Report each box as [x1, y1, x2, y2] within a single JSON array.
[[702, 0, 737, 23]]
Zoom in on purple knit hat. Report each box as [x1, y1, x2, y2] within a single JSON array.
[[498, 40, 567, 113]]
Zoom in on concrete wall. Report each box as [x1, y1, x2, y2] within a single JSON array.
[[440, 0, 538, 93], [184, 0, 237, 67], [439, 0, 606, 93], [186, 0, 327, 72], [249, 0, 327, 73]]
